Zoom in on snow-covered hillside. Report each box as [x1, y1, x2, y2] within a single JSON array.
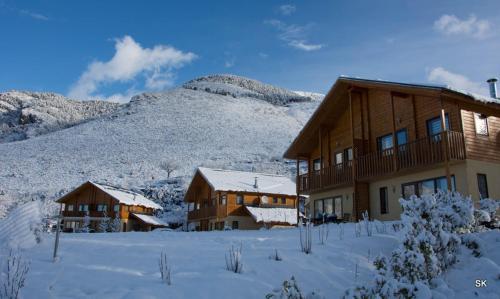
[[0, 91, 119, 143], [0, 75, 322, 220]]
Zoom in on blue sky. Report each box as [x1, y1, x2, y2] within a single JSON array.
[[1, 0, 499, 101]]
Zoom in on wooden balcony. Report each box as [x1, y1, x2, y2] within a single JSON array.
[[298, 131, 466, 193], [298, 161, 353, 193], [188, 206, 227, 220]]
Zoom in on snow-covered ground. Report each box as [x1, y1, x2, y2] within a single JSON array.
[[6, 225, 498, 299], [21, 225, 398, 298]]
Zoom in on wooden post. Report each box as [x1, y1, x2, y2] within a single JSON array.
[[296, 158, 300, 226], [411, 95, 418, 139], [365, 91, 372, 153], [328, 130, 332, 166], [441, 98, 452, 190], [390, 92, 398, 172], [348, 88, 358, 220], [319, 125, 323, 188], [53, 203, 63, 262], [359, 92, 365, 155]]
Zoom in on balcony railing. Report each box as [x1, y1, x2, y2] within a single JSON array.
[[188, 206, 227, 220], [298, 161, 353, 193], [299, 131, 466, 193]]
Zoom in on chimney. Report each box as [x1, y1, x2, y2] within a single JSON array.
[[254, 177, 259, 189], [487, 78, 498, 98]]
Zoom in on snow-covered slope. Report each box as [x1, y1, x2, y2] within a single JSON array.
[[183, 74, 322, 105], [0, 75, 322, 218], [0, 91, 119, 143]]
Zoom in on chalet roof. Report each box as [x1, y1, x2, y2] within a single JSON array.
[[283, 76, 500, 158], [131, 213, 168, 227], [91, 182, 163, 210], [196, 167, 296, 196], [245, 206, 297, 225], [340, 76, 500, 105], [57, 181, 162, 210]]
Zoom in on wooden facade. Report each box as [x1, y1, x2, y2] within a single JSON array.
[[185, 169, 298, 231], [57, 181, 166, 232], [285, 77, 500, 221]]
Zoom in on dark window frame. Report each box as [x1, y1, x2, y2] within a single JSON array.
[[344, 147, 353, 161], [402, 175, 456, 198], [312, 158, 321, 171], [236, 194, 244, 205], [334, 152, 343, 165], [477, 173, 489, 199], [232, 221, 239, 230], [379, 187, 388, 214], [426, 114, 450, 137]]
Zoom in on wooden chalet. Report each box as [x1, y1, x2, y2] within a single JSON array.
[[185, 167, 298, 231], [284, 77, 500, 222], [57, 181, 167, 232]]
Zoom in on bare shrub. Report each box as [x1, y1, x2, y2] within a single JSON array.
[[354, 222, 361, 238], [300, 222, 312, 254], [159, 160, 179, 178], [338, 223, 344, 240], [266, 276, 320, 299], [159, 251, 171, 285], [1, 249, 30, 299], [269, 249, 282, 261], [225, 243, 243, 273], [374, 220, 387, 234], [362, 211, 373, 237], [318, 223, 329, 245]]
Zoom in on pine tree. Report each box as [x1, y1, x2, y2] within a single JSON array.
[[98, 210, 110, 232], [110, 213, 122, 232], [81, 211, 91, 233]]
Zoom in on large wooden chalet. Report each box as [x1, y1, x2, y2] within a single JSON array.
[[284, 77, 500, 222], [57, 181, 167, 232], [185, 167, 298, 231]]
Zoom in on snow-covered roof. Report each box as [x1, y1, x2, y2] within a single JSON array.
[[339, 76, 500, 105], [245, 206, 297, 225], [90, 181, 163, 210], [131, 213, 168, 227], [197, 167, 296, 196]]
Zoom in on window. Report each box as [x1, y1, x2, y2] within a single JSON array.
[[219, 194, 227, 205], [377, 133, 393, 152], [402, 176, 456, 198], [66, 204, 74, 211], [97, 204, 107, 212], [427, 114, 450, 137], [232, 221, 239, 230], [334, 197, 342, 218], [477, 174, 489, 199], [236, 194, 243, 205], [344, 147, 353, 161], [314, 198, 337, 219], [377, 129, 407, 152], [78, 204, 89, 212], [379, 187, 388, 214], [272, 197, 278, 204], [281, 197, 286, 204], [113, 205, 120, 212], [335, 152, 343, 165], [396, 129, 408, 146], [196, 203, 200, 210], [314, 200, 323, 219], [313, 158, 321, 171], [474, 113, 489, 136]]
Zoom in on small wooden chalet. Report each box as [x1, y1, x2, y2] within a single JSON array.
[[57, 181, 167, 232], [185, 167, 298, 231]]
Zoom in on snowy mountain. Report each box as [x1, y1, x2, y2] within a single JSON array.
[[0, 75, 322, 221], [0, 91, 119, 143]]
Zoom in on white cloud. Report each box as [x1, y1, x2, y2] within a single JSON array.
[[427, 67, 488, 96], [279, 4, 296, 16], [434, 14, 491, 39], [19, 9, 49, 21], [258, 52, 269, 59], [69, 36, 197, 101], [265, 19, 324, 51]]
